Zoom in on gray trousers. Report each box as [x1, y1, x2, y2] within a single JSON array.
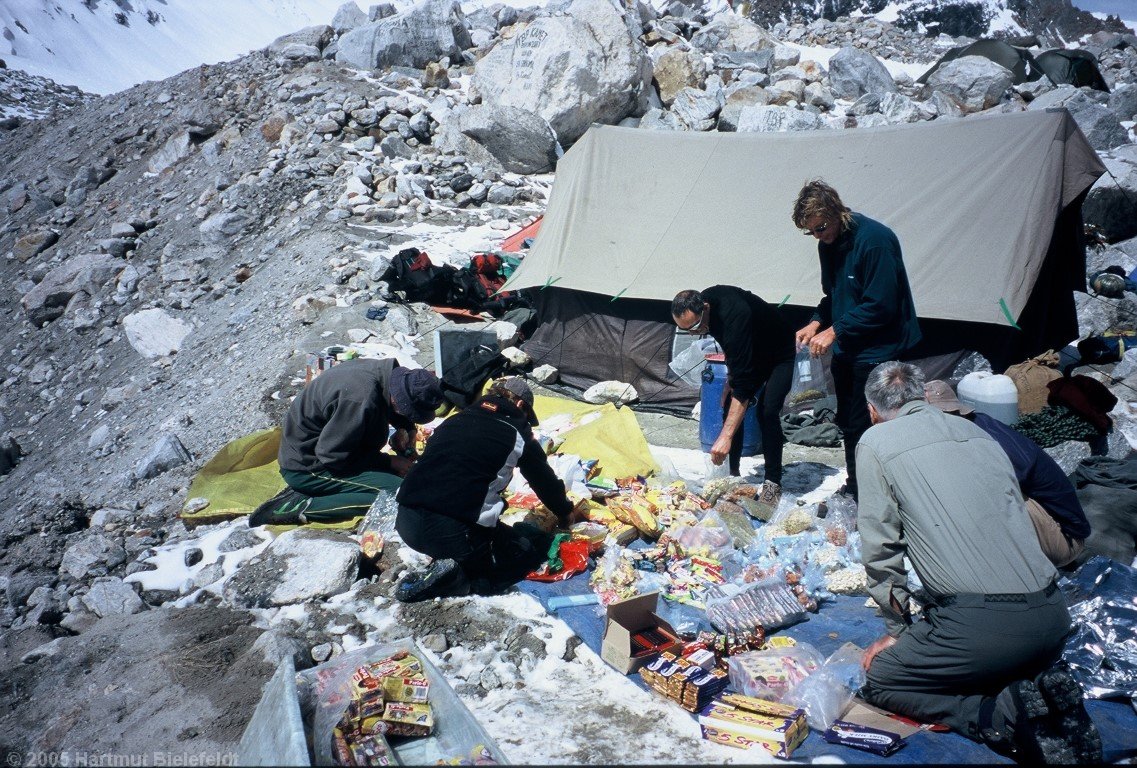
[[861, 586, 1070, 741]]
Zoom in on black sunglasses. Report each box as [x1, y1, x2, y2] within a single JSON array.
[[677, 311, 704, 332], [802, 221, 830, 236]]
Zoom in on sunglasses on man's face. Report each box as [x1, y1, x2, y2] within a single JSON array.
[[676, 312, 704, 332], [802, 221, 830, 236]]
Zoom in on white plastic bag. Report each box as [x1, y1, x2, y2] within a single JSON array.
[[669, 338, 722, 387]]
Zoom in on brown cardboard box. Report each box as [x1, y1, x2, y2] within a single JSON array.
[[600, 591, 682, 674]]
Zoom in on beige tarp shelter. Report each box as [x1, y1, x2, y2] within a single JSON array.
[[504, 110, 1105, 408]]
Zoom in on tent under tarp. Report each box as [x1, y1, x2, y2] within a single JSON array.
[[505, 111, 1105, 405], [918, 38, 1043, 84], [1036, 49, 1111, 92]]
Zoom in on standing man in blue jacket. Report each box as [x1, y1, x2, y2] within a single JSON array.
[[792, 180, 921, 502]]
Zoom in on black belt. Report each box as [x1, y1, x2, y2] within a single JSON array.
[[929, 580, 1058, 609]]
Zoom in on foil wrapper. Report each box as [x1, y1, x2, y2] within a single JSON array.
[[1058, 555, 1137, 700]]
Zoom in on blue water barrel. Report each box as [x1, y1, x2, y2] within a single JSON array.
[[698, 357, 761, 455]]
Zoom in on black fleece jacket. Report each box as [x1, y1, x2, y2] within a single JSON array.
[[703, 285, 796, 404], [396, 395, 573, 527]]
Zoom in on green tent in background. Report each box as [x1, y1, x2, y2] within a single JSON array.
[[1036, 49, 1111, 92], [918, 38, 1043, 84]]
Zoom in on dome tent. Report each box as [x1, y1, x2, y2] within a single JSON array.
[[918, 38, 1043, 84], [1036, 49, 1111, 92]]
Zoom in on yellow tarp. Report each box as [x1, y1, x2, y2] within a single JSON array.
[[532, 395, 659, 478], [179, 428, 355, 531]]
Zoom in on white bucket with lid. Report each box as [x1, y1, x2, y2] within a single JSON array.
[[957, 372, 1020, 425]]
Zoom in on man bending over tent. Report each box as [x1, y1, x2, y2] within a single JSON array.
[[249, 358, 445, 527], [393, 377, 587, 602], [792, 180, 921, 502], [671, 286, 795, 518], [856, 362, 1101, 765]]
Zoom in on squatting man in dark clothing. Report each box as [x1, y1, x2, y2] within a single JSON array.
[[394, 377, 588, 602], [671, 286, 795, 519], [925, 379, 1091, 568], [856, 362, 1101, 764], [792, 180, 921, 501], [250, 358, 445, 527]]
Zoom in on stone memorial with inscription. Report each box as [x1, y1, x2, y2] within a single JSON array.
[[472, 0, 652, 145], [335, 0, 472, 70]]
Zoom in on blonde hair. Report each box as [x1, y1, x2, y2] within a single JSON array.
[[792, 179, 854, 231]]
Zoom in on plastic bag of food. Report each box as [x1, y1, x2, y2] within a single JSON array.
[[726, 643, 825, 701], [783, 347, 835, 413], [704, 578, 810, 635], [784, 643, 867, 731]]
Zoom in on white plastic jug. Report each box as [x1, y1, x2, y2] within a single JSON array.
[[957, 372, 1020, 425]]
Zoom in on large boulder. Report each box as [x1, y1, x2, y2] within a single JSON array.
[[653, 49, 707, 107], [21, 253, 124, 326], [332, 2, 368, 34], [457, 104, 559, 174], [147, 130, 192, 174], [1083, 146, 1137, 244], [223, 529, 360, 608], [268, 25, 334, 53], [826, 46, 898, 101], [1027, 85, 1129, 152], [1109, 83, 1137, 122], [924, 55, 1013, 114], [472, 0, 652, 145], [688, 12, 777, 54], [335, 0, 471, 70], [122, 308, 192, 359], [736, 105, 828, 133], [670, 86, 722, 131]]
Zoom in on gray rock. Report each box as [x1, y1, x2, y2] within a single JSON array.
[[717, 86, 770, 131], [332, 2, 368, 34], [82, 577, 144, 617], [123, 308, 191, 359], [773, 44, 800, 68], [736, 105, 828, 133], [199, 210, 250, 244], [713, 49, 774, 73], [369, 3, 396, 21], [1082, 149, 1137, 243], [223, 529, 361, 608], [192, 562, 225, 589], [924, 56, 1013, 114], [6, 573, 49, 608], [59, 603, 99, 634], [1027, 85, 1128, 152], [486, 184, 518, 205], [147, 130, 193, 174], [532, 364, 558, 384], [336, 0, 471, 70], [13, 230, 59, 263], [0, 435, 22, 476], [21, 253, 124, 326], [1014, 75, 1055, 103], [457, 105, 559, 174], [1109, 83, 1137, 122], [251, 627, 310, 668], [637, 107, 680, 130], [421, 633, 448, 653], [653, 49, 707, 108], [472, 0, 652, 145], [277, 43, 321, 64], [879, 91, 921, 123], [689, 13, 777, 54], [133, 433, 191, 480], [827, 46, 898, 101], [217, 527, 264, 555], [184, 548, 204, 568], [379, 135, 414, 159], [1043, 440, 1091, 476], [60, 535, 127, 580], [803, 82, 835, 110], [268, 25, 333, 53], [88, 425, 111, 450], [926, 90, 964, 119], [671, 86, 722, 131]]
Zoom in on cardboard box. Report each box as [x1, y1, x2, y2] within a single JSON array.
[[698, 696, 809, 759], [600, 591, 682, 674]]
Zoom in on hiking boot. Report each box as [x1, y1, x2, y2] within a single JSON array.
[[751, 481, 782, 521], [995, 678, 1078, 765], [248, 487, 311, 527], [1036, 665, 1103, 764], [395, 559, 470, 603]]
